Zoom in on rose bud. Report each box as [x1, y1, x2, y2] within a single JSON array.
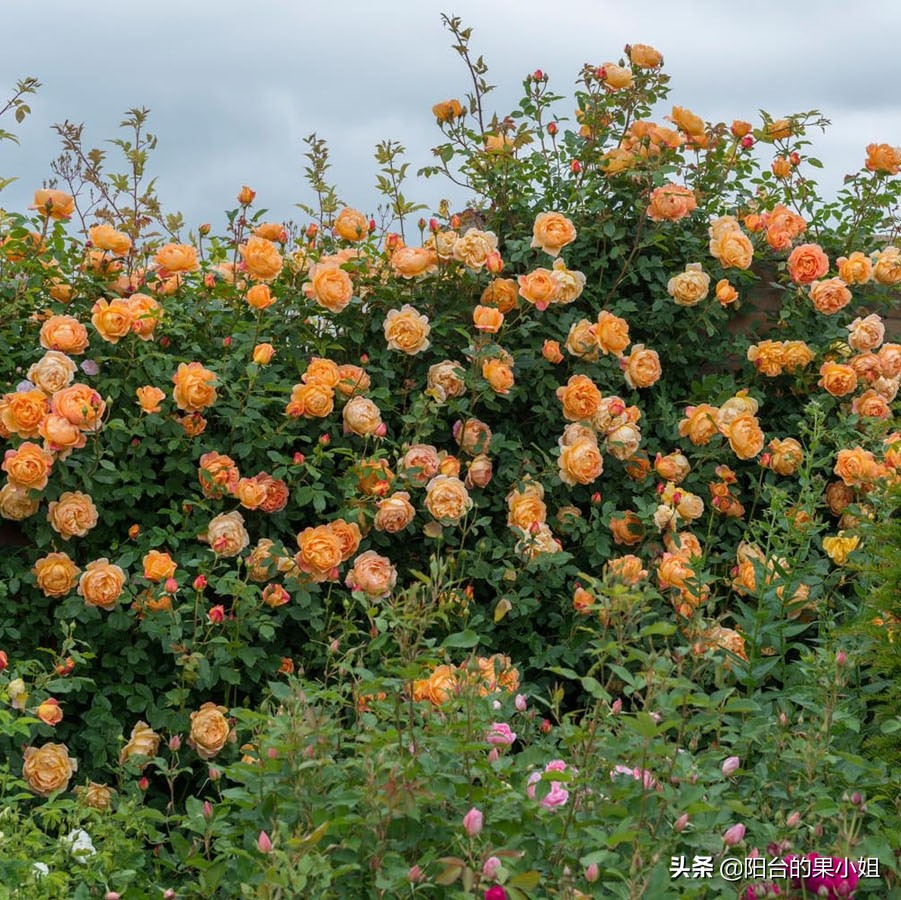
[[547, 122, 558, 135], [462, 807, 483, 836], [257, 831, 272, 853], [193, 575, 207, 591], [722, 756, 741, 777], [723, 823, 746, 846]]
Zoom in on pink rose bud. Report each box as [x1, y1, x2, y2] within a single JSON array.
[[418, 218, 427, 231], [483, 856, 502, 879], [779, 712, 789, 727], [611, 698, 622, 714], [462, 807, 483, 836], [208, 605, 225, 624], [319, 434, 330, 446], [851, 791, 863, 806], [163, 892, 176, 900], [267, 746, 278, 759], [193, 575, 207, 591], [836, 650, 847, 666], [487, 748, 499, 763], [138, 776, 149, 791], [407, 865, 423, 883], [375, 422, 387, 437], [223, 336, 232, 347], [591, 492, 602, 504], [571, 159, 582, 174], [0, 650, 7, 671], [741, 135, 754, 149], [257, 830, 272, 853], [674, 813, 690, 832], [368, 219, 376, 232], [514, 693, 528, 712], [484, 887, 508, 900], [168, 734, 182, 752], [722, 756, 741, 777], [486, 251, 505, 274], [164, 577, 179, 594], [429, 218, 439, 232], [208, 767, 220, 781], [723, 823, 746, 846], [585, 863, 600, 883], [293, 452, 305, 465], [533, 69, 544, 81], [105, 893, 121, 900], [540, 718, 552, 734], [786, 811, 801, 827], [203, 801, 213, 819]]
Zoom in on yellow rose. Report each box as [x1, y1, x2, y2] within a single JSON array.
[[453, 228, 499, 270], [530, 211, 577, 258], [31, 189, 75, 220], [595, 311, 630, 357], [47, 491, 98, 540], [0, 483, 40, 521], [668, 262, 710, 306], [374, 492, 416, 533], [119, 721, 161, 767], [481, 358, 514, 395], [189, 702, 231, 759], [172, 362, 217, 413], [346, 550, 397, 599], [822, 532, 860, 566], [32, 552, 80, 598], [709, 227, 754, 270], [143, 550, 177, 582], [334, 207, 370, 242], [39, 315, 89, 355], [27, 351, 77, 395], [246, 283, 275, 309], [623, 344, 662, 389], [23, 743, 77, 795], [517, 268, 560, 310], [2, 441, 54, 491], [89, 224, 131, 256], [78, 558, 127, 610], [240, 236, 283, 281], [835, 251, 872, 285], [295, 525, 343, 581], [425, 474, 473, 523], [200, 511, 250, 557], [383, 304, 431, 354], [343, 396, 383, 436], [154, 242, 199, 273]]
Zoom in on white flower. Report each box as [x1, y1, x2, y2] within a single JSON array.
[[64, 828, 96, 862]]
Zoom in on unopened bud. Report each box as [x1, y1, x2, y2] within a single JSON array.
[[571, 159, 582, 174], [585, 862, 600, 883], [674, 813, 690, 832], [198, 223, 211, 236], [547, 122, 558, 136]]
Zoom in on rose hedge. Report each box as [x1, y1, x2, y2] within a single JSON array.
[[0, 26, 900, 898]]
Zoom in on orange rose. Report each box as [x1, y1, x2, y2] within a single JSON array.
[[78, 558, 127, 610], [357, 458, 396, 496], [883, 432, 901, 470], [809, 277, 851, 315], [531, 211, 576, 257], [836, 251, 873, 285], [189, 702, 231, 759], [295, 525, 343, 581], [786, 243, 829, 285], [610, 511, 645, 546], [39, 315, 89, 355], [865, 142, 901, 175], [261, 583, 290, 607], [878, 343, 901, 378], [285, 382, 334, 418], [669, 105, 705, 138], [0, 390, 48, 439], [383, 304, 431, 354], [240, 236, 283, 281], [346, 550, 397, 599], [716, 279, 739, 306], [481, 358, 514, 395], [31, 189, 75, 220], [390, 245, 438, 279], [602, 63, 633, 89], [23, 742, 77, 795], [77, 781, 115, 810], [172, 362, 217, 413], [727, 414, 765, 459], [0, 483, 40, 520], [400, 444, 440, 485], [481, 278, 519, 313], [473, 304, 504, 333], [747, 340, 785, 376], [518, 268, 560, 310], [33, 552, 80, 597], [302, 357, 341, 387], [559, 435, 604, 485], [768, 437, 804, 476], [253, 221, 286, 242], [647, 183, 697, 222], [678, 404, 719, 446], [343, 396, 383, 436], [200, 510, 250, 557], [846, 314, 885, 352], [412, 664, 458, 705], [49, 384, 105, 433], [126, 293, 162, 341], [27, 351, 77, 395], [542, 339, 564, 363], [556, 374, 602, 421], [334, 207, 370, 242], [709, 227, 754, 271], [329, 518, 362, 562], [432, 99, 465, 122], [425, 474, 473, 523], [427, 361, 466, 402], [143, 550, 177, 583], [453, 228, 499, 270], [782, 341, 815, 372], [655, 451, 691, 483], [47, 491, 98, 540], [668, 262, 710, 306], [254, 473, 289, 514], [246, 283, 275, 309], [335, 364, 371, 397], [765, 118, 792, 140], [154, 243, 199, 273], [2, 441, 54, 490], [595, 310, 630, 357], [119, 721, 161, 767], [565, 318, 599, 361], [506, 481, 547, 531], [198, 451, 240, 498], [251, 343, 275, 366], [871, 247, 901, 285], [237, 185, 256, 205], [90, 298, 134, 344], [628, 43, 662, 67], [235, 477, 267, 510], [454, 417, 492, 455], [623, 344, 662, 389], [37, 415, 84, 457], [851, 389, 892, 419], [89, 224, 131, 256], [606, 554, 648, 584], [818, 362, 858, 397], [374, 491, 416, 533]]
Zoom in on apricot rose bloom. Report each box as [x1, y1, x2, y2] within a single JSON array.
[[391, 246, 438, 279], [559, 435, 604, 485], [201, 511, 250, 557], [343, 396, 383, 436], [47, 491, 98, 540], [818, 362, 858, 397], [768, 438, 804, 476], [346, 550, 397, 599], [678, 404, 719, 445], [482, 358, 514, 394], [189, 703, 231, 760], [32, 552, 80, 597], [557, 374, 602, 421], [603, 63, 633, 90], [628, 43, 662, 67], [708, 218, 754, 269], [31, 189, 75, 220], [425, 474, 473, 523], [383, 305, 431, 354], [89, 224, 131, 256], [78, 558, 127, 610], [647, 183, 697, 222], [119, 721, 161, 767], [453, 228, 499, 270], [27, 351, 77, 395], [3, 441, 54, 490], [865, 143, 901, 175], [432, 98, 465, 122], [595, 311, 630, 356], [252, 343, 275, 365], [473, 304, 504, 333], [0, 483, 40, 521], [90, 298, 134, 343], [23, 743, 77, 795], [847, 314, 885, 352], [374, 492, 416, 533], [334, 207, 370, 242], [126, 293, 162, 341], [412, 664, 458, 705], [400, 444, 441, 485], [240, 236, 283, 281], [668, 262, 710, 306], [0, 390, 48, 438], [295, 525, 343, 582], [531, 212, 577, 257], [143, 550, 177, 583], [727, 415, 765, 460], [836, 251, 873, 285], [786, 243, 829, 285], [154, 243, 199, 273], [518, 268, 560, 310], [823, 532, 860, 566], [871, 247, 901, 285], [623, 345, 662, 389], [481, 278, 519, 313], [336, 364, 371, 397], [246, 283, 275, 309], [610, 511, 645, 546], [454, 417, 492, 455], [172, 362, 217, 412], [39, 315, 89, 355], [809, 277, 852, 315]]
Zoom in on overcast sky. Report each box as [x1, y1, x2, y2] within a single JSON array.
[[2, 0, 899, 234]]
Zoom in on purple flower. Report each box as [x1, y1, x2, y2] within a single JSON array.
[[16, 380, 35, 392], [786, 853, 859, 899], [484, 887, 507, 900], [80, 359, 100, 375]]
